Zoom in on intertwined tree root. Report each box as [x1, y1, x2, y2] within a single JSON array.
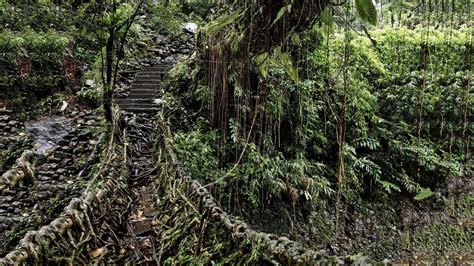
[[1, 110, 370, 264], [0, 150, 35, 191], [0, 112, 129, 265]]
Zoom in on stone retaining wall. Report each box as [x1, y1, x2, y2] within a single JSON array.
[[0, 109, 101, 254], [0, 114, 127, 264]]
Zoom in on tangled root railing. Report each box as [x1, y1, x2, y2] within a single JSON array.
[[0, 110, 127, 265], [0, 109, 370, 264], [158, 114, 369, 264], [0, 150, 35, 191]]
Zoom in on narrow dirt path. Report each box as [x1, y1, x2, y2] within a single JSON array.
[[91, 61, 174, 263], [123, 112, 160, 263]]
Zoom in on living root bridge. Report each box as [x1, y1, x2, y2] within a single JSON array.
[[158, 114, 368, 264], [0, 114, 129, 265]]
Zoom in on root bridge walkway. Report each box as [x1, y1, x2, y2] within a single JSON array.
[[0, 60, 367, 265]]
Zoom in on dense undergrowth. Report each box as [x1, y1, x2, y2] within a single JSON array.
[[169, 26, 471, 205], [164, 7, 472, 259], [0, 1, 205, 116], [0, 0, 471, 263]]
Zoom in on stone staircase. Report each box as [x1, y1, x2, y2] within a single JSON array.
[[117, 64, 170, 113]]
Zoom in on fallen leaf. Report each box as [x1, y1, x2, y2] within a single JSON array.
[[91, 247, 105, 258], [60, 100, 68, 111], [131, 210, 143, 220]]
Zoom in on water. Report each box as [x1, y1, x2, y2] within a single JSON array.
[[25, 116, 71, 155]]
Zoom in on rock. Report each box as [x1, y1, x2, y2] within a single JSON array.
[[40, 176, 50, 181], [153, 99, 165, 105], [85, 79, 94, 87], [133, 220, 152, 236], [57, 168, 67, 175], [77, 131, 92, 141], [4, 218, 12, 226]]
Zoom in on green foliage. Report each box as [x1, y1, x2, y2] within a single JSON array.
[[171, 25, 471, 210], [77, 87, 101, 108], [0, 30, 70, 95], [0, 3, 75, 31], [205, 8, 243, 36], [152, 3, 186, 37], [320, 8, 334, 27], [182, 0, 217, 18], [414, 187, 434, 200], [355, 0, 377, 25], [172, 123, 334, 209]]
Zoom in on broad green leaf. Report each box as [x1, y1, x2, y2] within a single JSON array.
[[414, 187, 434, 200], [256, 53, 269, 79], [272, 5, 291, 26], [377, 180, 401, 193], [355, 0, 377, 25], [206, 9, 243, 36], [280, 52, 299, 84], [320, 9, 334, 27]]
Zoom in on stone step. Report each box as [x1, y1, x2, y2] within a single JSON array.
[[131, 84, 159, 89], [133, 79, 162, 83], [127, 92, 157, 100], [139, 68, 166, 73], [134, 74, 163, 79], [117, 99, 155, 104], [144, 65, 171, 69], [132, 80, 161, 85], [130, 88, 157, 93], [135, 74, 164, 79], [119, 70, 139, 76], [136, 73, 165, 78], [122, 106, 160, 113], [119, 102, 159, 108]]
